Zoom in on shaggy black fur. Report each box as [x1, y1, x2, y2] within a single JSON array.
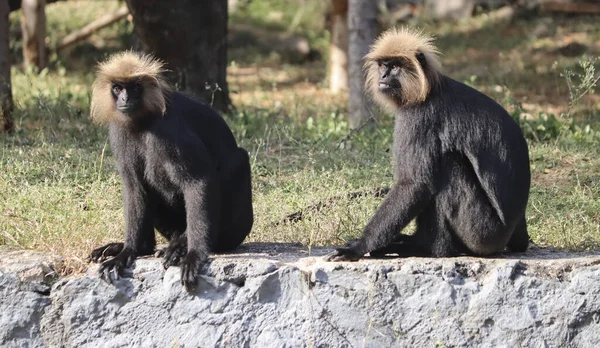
[[89, 92, 253, 290], [328, 70, 530, 261]]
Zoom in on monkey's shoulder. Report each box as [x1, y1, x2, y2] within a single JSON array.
[[165, 92, 221, 120], [166, 92, 234, 133], [436, 76, 509, 117]]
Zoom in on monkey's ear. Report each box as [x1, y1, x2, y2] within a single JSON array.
[[416, 52, 427, 68]]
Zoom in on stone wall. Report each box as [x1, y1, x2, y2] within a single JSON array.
[[1, 244, 599, 347]]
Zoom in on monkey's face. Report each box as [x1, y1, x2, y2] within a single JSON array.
[[377, 59, 405, 98], [112, 81, 142, 115]]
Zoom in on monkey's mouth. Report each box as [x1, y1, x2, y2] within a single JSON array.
[[117, 105, 140, 114], [378, 82, 395, 93]]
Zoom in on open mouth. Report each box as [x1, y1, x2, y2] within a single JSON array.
[[378, 83, 392, 92]]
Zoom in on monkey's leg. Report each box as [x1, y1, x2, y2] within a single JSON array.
[[154, 204, 187, 268], [159, 235, 187, 268], [442, 166, 511, 256], [98, 179, 155, 282], [327, 183, 431, 261], [414, 203, 465, 257], [214, 148, 254, 252], [506, 215, 529, 252]]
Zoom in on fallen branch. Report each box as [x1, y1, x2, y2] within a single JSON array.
[[278, 187, 391, 225], [56, 5, 129, 51], [541, 2, 600, 14]]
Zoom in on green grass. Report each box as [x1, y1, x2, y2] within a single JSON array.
[[1, 1, 599, 273]]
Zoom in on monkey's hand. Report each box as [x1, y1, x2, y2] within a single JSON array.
[[161, 236, 188, 269], [180, 250, 209, 291], [325, 247, 363, 262], [98, 248, 136, 283], [88, 242, 124, 263], [326, 238, 366, 262]]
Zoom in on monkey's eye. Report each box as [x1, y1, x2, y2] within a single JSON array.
[[112, 84, 123, 94], [392, 65, 400, 72], [379, 64, 386, 72]]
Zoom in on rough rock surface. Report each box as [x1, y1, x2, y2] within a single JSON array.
[[1, 244, 600, 347]]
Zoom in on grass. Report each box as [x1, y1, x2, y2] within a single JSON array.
[[1, 1, 599, 273]]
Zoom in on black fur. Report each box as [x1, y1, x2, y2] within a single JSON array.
[[328, 74, 530, 261], [89, 92, 253, 290]]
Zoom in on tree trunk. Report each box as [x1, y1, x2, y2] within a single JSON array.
[[329, 0, 348, 94], [20, 0, 47, 70], [125, 0, 230, 112], [9, 0, 60, 12], [0, 0, 14, 133], [347, 0, 378, 128]]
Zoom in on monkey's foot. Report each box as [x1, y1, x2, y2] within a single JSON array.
[[161, 237, 187, 268], [98, 248, 136, 283], [325, 248, 363, 262], [180, 250, 208, 291], [88, 242, 124, 263]]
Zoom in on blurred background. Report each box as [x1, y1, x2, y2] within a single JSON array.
[[0, 0, 598, 272]]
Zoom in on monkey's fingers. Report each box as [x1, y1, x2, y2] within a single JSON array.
[[97, 253, 133, 284], [162, 246, 186, 269], [180, 251, 208, 291], [88, 242, 125, 263], [163, 252, 184, 269], [98, 262, 114, 283], [155, 248, 165, 258], [325, 248, 362, 262], [181, 265, 199, 292], [89, 249, 107, 263], [163, 237, 188, 269]]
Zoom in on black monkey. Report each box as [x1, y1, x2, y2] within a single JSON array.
[[328, 28, 530, 261], [88, 52, 253, 290]]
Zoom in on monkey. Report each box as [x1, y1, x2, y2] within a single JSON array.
[[87, 52, 253, 290], [327, 27, 531, 261]]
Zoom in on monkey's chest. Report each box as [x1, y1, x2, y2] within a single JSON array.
[[143, 161, 184, 206]]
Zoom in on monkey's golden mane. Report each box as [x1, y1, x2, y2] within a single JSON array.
[[90, 51, 172, 124], [364, 27, 441, 110]]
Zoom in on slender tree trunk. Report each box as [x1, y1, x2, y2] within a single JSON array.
[[20, 0, 47, 70], [0, 0, 14, 133], [329, 0, 348, 94], [125, 0, 230, 112], [347, 0, 378, 128], [9, 0, 59, 12]]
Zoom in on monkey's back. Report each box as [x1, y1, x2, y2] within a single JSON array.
[[163, 92, 240, 168], [396, 74, 530, 226], [434, 76, 530, 181]]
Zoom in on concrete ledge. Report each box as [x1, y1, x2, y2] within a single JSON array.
[[1, 243, 600, 347]]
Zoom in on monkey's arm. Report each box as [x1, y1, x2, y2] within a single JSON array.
[[327, 180, 434, 261], [179, 174, 221, 290], [165, 136, 221, 290], [99, 171, 154, 280]]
